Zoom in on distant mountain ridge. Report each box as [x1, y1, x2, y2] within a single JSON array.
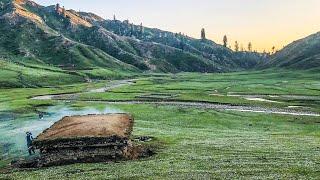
[[0, 0, 267, 73]]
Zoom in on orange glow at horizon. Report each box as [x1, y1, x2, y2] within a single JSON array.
[[35, 0, 320, 52]]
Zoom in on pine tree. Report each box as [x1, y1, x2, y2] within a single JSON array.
[[234, 41, 239, 52], [118, 27, 121, 36], [139, 23, 144, 36], [201, 28, 206, 40], [223, 35, 228, 47], [272, 46, 276, 54], [130, 23, 134, 37], [248, 42, 252, 52]]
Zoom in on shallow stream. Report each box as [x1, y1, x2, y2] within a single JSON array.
[[0, 104, 123, 158]]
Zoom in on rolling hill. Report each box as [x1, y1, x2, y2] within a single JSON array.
[[0, 0, 266, 77], [4, 0, 319, 88], [263, 32, 320, 69]]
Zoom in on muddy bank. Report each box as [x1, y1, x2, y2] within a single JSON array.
[[226, 93, 320, 100], [210, 92, 320, 103], [12, 140, 154, 168]]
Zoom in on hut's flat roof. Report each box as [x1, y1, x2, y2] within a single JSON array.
[[36, 114, 133, 141]]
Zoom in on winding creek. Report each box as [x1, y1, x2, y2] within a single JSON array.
[[1, 79, 319, 159], [31, 79, 320, 117]]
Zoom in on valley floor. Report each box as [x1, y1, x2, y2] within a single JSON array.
[[0, 70, 319, 179]]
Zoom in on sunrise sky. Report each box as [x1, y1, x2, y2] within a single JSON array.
[[34, 0, 320, 52]]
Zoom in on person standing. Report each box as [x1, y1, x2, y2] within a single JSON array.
[[26, 132, 35, 155], [39, 113, 44, 120]]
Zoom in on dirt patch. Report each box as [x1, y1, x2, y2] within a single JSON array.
[[11, 158, 40, 169], [136, 93, 179, 100], [124, 142, 156, 160], [36, 114, 133, 141]]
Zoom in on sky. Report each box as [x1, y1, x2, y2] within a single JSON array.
[[34, 0, 320, 52]]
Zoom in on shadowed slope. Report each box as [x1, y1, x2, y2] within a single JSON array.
[[263, 32, 320, 69]]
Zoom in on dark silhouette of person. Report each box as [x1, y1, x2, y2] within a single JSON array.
[[26, 132, 35, 155], [39, 113, 44, 120]]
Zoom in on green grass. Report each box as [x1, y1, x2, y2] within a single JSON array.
[[77, 70, 320, 112], [0, 70, 319, 179], [0, 60, 86, 88], [0, 81, 108, 113], [1, 104, 319, 179], [0, 59, 139, 88], [80, 68, 137, 80]]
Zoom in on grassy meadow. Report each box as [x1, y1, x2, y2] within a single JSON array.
[[0, 69, 319, 179], [78, 69, 320, 112]]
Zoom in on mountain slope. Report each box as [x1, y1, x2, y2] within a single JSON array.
[[100, 19, 267, 71], [0, 0, 267, 75], [0, 0, 138, 72], [263, 32, 320, 69], [0, 59, 87, 88]]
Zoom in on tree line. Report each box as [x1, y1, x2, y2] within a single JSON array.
[[201, 28, 277, 54], [110, 16, 278, 54]]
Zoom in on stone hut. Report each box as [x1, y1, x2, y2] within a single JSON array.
[[33, 113, 135, 167]]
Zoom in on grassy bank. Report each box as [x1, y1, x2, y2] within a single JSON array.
[[0, 59, 137, 88]]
